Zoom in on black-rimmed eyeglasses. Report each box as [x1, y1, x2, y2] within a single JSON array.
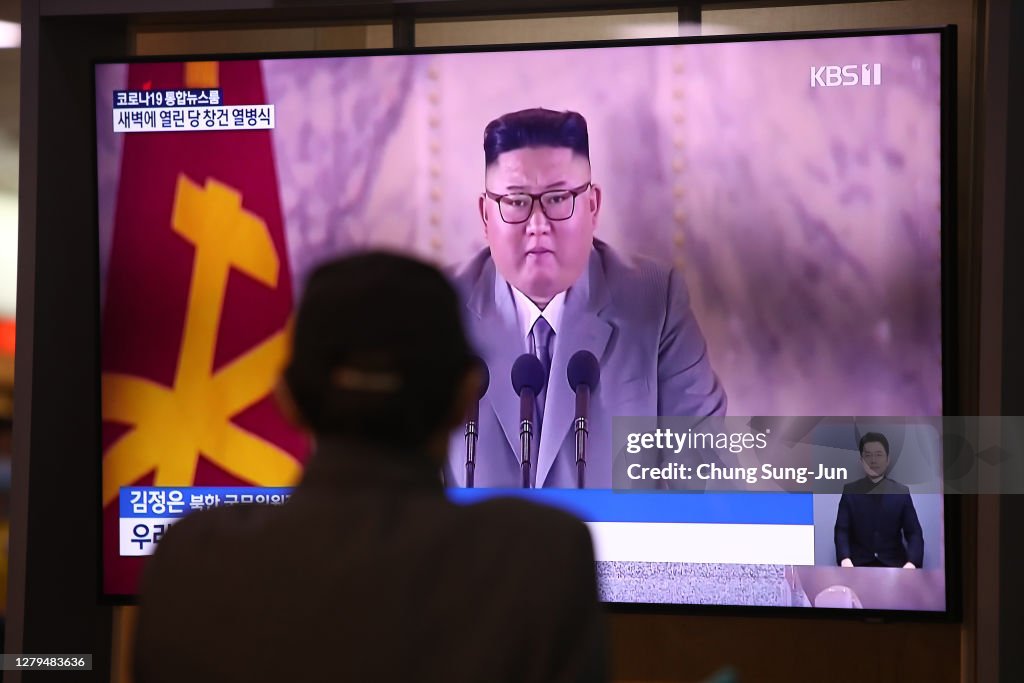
[[483, 182, 592, 224]]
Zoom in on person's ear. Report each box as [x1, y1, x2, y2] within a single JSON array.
[[479, 193, 489, 234], [273, 376, 308, 432], [589, 183, 602, 220]]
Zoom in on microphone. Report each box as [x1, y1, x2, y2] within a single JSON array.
[[567, 350, 600, 489], [511, 354, 547, 488], [465, 358, 489, 488]]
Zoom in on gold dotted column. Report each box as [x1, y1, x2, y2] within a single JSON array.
[[671, 51, 687, 273], [426, 66, 444, 257]]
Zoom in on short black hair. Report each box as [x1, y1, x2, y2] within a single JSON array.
[[284, 252, 473, 448], [859, 432, 890, 457], [483, 108, 590, 167]]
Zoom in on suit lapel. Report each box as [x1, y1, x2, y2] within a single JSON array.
[[466, 260, 525, 471], [536, 249, 612, 487]]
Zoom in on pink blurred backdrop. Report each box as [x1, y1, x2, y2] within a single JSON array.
[[258, 34, 943, 416]]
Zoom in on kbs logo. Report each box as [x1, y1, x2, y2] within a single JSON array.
[[810, 64, 882, 87]]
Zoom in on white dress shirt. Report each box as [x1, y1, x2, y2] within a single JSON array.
[[508, 286, 566, 354]]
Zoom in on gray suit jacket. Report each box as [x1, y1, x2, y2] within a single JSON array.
[[447, 239, 726, 489]]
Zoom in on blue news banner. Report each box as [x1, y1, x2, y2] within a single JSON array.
[[119, 486, 812, 557], [118, 487, 293, 556]]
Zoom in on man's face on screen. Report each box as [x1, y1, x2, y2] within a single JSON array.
[[860, 442, 889, 480], [481, 146, 600, 306]]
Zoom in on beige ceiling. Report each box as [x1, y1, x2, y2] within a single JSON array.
[[0, 0, 18, 23], [0, 0, 16, 194], [0, 2, 17, 326], [0, 48, 17, 196]]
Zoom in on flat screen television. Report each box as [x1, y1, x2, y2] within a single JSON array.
[[95, 26, 958, 616]]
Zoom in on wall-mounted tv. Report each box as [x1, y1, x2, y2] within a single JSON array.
[[95, 26, 957, 616]]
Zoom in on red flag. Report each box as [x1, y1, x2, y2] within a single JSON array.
[[101, 61, 309, 595]]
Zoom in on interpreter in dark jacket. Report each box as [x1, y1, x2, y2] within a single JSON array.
[[835, 432, 924, 568]]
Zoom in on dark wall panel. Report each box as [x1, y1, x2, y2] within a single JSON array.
[[12, 15, 131, 683]]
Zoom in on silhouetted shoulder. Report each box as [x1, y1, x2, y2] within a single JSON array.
[[146, 503, 280, 568], [463, 496, 595, 564], [477, 496, 589, 534]]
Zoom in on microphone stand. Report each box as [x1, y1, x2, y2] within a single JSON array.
[[464, 417, 477, 488], [463, 359, 488, 489], [574, 417, 587, 489], [519, 388, 535, 488], [574, 384, 590, 489], [512, 353, 545, 489]]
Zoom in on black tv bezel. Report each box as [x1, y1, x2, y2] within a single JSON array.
[[93, 25, 961, 623]]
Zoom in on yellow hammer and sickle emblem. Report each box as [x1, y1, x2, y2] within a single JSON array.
[[102, 176, 302, 506]]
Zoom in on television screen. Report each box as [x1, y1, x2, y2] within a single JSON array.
[[96, 27, 953, 613]]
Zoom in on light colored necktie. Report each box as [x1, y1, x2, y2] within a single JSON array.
[[531, 316, 554, 379], [530, 316, 554, 430]]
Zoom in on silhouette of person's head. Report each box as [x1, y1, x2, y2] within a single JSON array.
[[280, 252, 478, 462]]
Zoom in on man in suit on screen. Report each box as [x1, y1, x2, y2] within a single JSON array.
[[447, 108, 726, 489], [834, 431, 924, 568]]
